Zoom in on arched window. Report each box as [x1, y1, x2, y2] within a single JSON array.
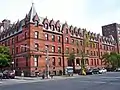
[[35, 43, 39, 51]]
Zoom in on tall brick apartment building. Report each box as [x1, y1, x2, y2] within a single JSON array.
[[0, 4, 117, 76], [102, 23, 120, 53]]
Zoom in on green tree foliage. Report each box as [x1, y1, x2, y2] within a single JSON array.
[[0, 46, 11, 69], [102, 52, 120, 69]]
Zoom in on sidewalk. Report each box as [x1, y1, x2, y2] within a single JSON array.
[[15, 74, 81, 81]]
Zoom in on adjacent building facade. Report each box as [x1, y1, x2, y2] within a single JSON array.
[[0, 4, 117, 76], [102, 23, 120, 53]]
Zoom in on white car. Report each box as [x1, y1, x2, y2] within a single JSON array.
[[99, 68, 107, 74]]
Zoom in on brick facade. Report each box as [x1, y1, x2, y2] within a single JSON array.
[[0, 4, 117, 76]]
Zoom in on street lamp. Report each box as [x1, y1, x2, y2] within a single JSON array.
[[11, 61, 14, 70]]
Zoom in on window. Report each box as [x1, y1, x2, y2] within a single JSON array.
[[16, 47, 18, 54], [52, 46, 55, 52], [97, 59, 99, 65], [58, 58, 61, 66], [91, 59, 93, 65], [45, 45, 49, 50], [25, 44, 27, 52], [45, 34, 49, 40], [66, 48, 69, 54], [52, 35, 55, 41], [72, 48, 75, 53], [86, 50, 89, 55], [34, 56, 38, 67], [57, 26, 60, 32], [52, 57, 55, 66], [104, 45, 105, 50], [35, 21, 39, 27], [66, 37, 69, 43], [35, 31, 39, 39], [16, 36, 19, 42], [80, 41, 83, 46], [12, 48, 14, 55], [96, 51, 98, 56], [8, 39, 10, 46], [86, 59, 89, 65], [101, 52, 102, 56], [51, 25, 54, 31], [94, 59, 96, 66], [35, 43, 39, 51], [44, 23, 48, 29], [96, 43, 98, 48], [58, 47, 61, 53], [58, 36, 61, 42], [5, 41, 7, 46], [26, 57, 28, 66], [25, 32, 27, 39], [72, 39, 74, 44], [66, 29, 68, 34], [76, 40, 79, 46], [91, 51, 93, 56], [77, 49, 79, 54], [12, 38, 14, 44], [16, 59, 18, 67], [94, 51, 96, 56]]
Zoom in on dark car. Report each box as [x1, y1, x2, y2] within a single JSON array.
[[86, 69, 93, 75], [92, 69, 99, 74], [3, 70, 15, 79]]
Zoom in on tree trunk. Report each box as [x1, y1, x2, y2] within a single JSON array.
[[72, 60, 75, 73]]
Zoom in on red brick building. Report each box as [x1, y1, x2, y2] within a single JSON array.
[[0, 4, 117, 76]]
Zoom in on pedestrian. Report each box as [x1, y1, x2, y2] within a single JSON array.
[[21, 71, 24, 79], [42, 73, 45, 79]]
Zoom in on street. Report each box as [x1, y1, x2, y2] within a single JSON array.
[[0, 72, 120, 90]]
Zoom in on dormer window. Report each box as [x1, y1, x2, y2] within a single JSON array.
[[66, 29, 68, 34], [35, 21, 39, 27], [58, 26, 60, 32], [71, 30, 74, 35], [51, 25, 54, 31], [44, 23, 48, 29]]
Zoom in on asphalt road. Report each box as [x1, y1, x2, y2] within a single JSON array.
[[0, 72, 120, 90]]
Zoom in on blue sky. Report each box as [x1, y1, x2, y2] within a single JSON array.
[[0, 0, 120, 34]]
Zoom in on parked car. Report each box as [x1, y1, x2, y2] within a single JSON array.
[[99, 68, 107, 74], [115, 68, 120, 72], [65, 67, 73, 76], [3, 70, 15, 79], [92, 69, 99, 74], [86, 69, 93, 75]]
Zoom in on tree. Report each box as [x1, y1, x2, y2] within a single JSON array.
[[68, 52, 75, 72], [0, 46, 11, 70], [102, 52, 120, 70]]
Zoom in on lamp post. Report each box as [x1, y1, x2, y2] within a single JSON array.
[[11, 61, 14, 70]]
